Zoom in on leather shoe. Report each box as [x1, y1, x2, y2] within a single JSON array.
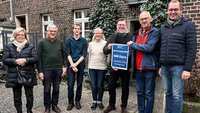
[[103, 105, 116, 113], [91, 103, 97, 110], [98, 103, 104, 110], [75, 101, 81, 109], [121, 108, 129, 113], [44, 107, 50, 113], [52, 105, 61, 113], [67, 103, 74, 111]]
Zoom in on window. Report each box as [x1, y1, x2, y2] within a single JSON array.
[[42, 14, 53, 38], [74, 10, 90, 41]]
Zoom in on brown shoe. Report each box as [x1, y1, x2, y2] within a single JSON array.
[[121, 108, 129, 113], [52, 105, 61, 113], [44, 107, 50, 113], [75, 101, 81, 109], [103, 105, 116, 113], [67, 103, 74, 111]]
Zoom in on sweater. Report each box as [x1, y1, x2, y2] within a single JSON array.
[[37, 38, 66, 72], [88, 40, 107, 70]]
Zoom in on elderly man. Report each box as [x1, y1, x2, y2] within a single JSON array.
[[37, 24, 67, 113], [103, 19, 133, 113], [127, 11, 159, 113], [159, 0, 197, 113]]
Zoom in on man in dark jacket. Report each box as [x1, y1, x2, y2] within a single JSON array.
[[127, 11, 159, 113], [103, 19, 133, 113], [159, 0, 197, 113], [37, 24, 67, 113]]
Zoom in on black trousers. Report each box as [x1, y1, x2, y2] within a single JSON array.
[[12, 85, 33, 113], [108, 68, 131, 108]]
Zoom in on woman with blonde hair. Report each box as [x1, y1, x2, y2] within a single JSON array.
[[88, 27, 107, 110], [2, 27, 38, 113]]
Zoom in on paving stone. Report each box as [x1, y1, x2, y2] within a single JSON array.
[[0, 81, 137, 113]]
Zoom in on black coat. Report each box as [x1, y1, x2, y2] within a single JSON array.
[[2, 43, 38, 88], [159, 17, 197, 71]]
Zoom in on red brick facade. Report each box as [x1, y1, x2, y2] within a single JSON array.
[[0, 0, 199, 67]]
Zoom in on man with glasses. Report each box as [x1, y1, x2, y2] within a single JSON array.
[[159, 0, 197, 113]]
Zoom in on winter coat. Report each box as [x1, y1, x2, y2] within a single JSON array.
[[159, 17, 197, 71], [131, 26, 159, 71], [2, 43, 38, 88]]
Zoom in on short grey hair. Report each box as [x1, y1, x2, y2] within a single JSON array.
[[47, 24, 58, 31]]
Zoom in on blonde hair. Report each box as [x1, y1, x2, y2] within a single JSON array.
[[92, 27, 105, 41], [10, 27, 28, 41]]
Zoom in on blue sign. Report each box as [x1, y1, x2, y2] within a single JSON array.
[[111, 44, 129, 70]]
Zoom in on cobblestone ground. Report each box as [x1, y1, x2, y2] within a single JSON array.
[[0, 81, 137, 113]]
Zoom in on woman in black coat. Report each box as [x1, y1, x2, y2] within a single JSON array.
[[2, 27, 38, 113]]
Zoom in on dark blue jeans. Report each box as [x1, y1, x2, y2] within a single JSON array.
[[43, 69, 62, 108], [89, 69, 106, 103], [135, 70, 156, 113], [108, 68, 130, 108], [67, 64, 85, 104], [161, 65, 184, 113]]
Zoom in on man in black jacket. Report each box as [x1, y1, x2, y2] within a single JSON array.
[[159, 0, 197, 113], [103, 19, 133, 113]]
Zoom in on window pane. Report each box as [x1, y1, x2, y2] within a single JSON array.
[[85, 22, 89, 30], [49, 15, 53, 21], [75, 12, 82, 19], [84, 10, 90, 18], [43, 16, 48, 21], [44, 25, 48, 32]]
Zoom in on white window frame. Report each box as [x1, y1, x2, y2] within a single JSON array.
[[74, 10, 90, 40], [42, 14, 53, 38]]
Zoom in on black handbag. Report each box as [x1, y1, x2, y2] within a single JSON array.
[[16, 67, 33, 86]]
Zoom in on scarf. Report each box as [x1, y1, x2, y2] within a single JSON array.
[[135, 26, 150, 70], [167, 16, 181, 26], [12, 40, 28, 52]]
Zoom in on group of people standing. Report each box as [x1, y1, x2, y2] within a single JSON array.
[[2, 0, 197, 113]]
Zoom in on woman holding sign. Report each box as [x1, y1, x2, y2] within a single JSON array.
[[88, 28, 107, 110]]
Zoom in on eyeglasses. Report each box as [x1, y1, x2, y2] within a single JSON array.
[[168, 8, 180, 12], [16, 34, 25, 37]]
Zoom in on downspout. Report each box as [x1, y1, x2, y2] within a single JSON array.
[[10, 0, 13, 21]]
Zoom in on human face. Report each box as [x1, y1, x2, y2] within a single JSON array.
[[73, 25, 81, 37], [94, 31, 103, 41], [47, 26, 58, 40], [15, 31, 26, 43], [139, 12, 151, 30], [168, 2, 181, 20], [117, 20, 127, 33]]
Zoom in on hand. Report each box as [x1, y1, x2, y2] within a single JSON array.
[[113, 68, 118, 71], [38, 72, 44, 80], [107, 43, 113, 50], [62, 67, 67, 77], [15, 58, 26, 66], [72, 67, 78, 72], [158, 68, 161, 76], [127, 41, 133, 46], [182, 71, 191, 80]]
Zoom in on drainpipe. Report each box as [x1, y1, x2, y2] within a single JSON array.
[[10, 0, 13, 21]]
